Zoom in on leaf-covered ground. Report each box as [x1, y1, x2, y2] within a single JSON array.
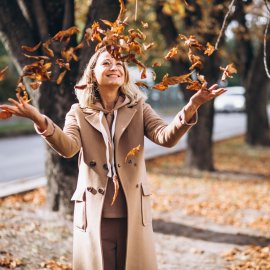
[[1, 136, 270, 269]]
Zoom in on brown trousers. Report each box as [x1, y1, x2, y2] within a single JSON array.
[[101, 218, 127, 270]]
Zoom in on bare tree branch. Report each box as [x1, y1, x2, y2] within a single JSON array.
[[263, 15, 270, 78], [215, 0, 236, 50]]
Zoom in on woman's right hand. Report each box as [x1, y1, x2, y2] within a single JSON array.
[[0, 94, 47, 131]]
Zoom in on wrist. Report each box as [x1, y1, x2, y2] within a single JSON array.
[[185, 100, 200, 112], [33, 114, 47, 131]]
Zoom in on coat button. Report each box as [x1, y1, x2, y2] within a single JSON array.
[[98, 188, 105, 195], [128, 159, 132, 164], [89, 160, 96, 167], [103, 163, 108, 170], [87, 187, 97, 195], [117, 163, 121, 168]]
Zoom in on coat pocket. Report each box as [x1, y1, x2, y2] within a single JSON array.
[[71, 190, 87, 231], [141, 182, 152, 226]]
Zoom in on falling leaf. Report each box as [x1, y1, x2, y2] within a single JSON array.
[[152, 70, 156, 81], [0, 110, 12, 120], [186, 80, 202, 91], [74, 84, 87, 90], [143, 42, 155, 51], [165, 47, 178, 60], [204, 42, 215, 56], [153, 72, 192, 91], [0, 66, 8, 81], [135, 81, 149, 89], [56, 59, 71, 70], [23, 54, 49, 61], [56, 70, 67, 85], [42, 40, 54, 58], [220, 63, 237, 81], [125, 144, 141, 163], [21, 42, 41, 52], [52, 26, 80, 42], [111, 175, 120, 206], [141, 21, 149, 28], [152, 62, 161, 67], [30, 81, 42, 90]]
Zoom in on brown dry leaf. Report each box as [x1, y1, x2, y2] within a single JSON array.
[[135, 81, 149, 89], [204, 42, 215, 56], [0, 253, 25, 268], [152, 70, 156, 81], [40, 259, 72, 270], [188, 48, 202, 70], [165, 47, 178, 60], [21, 42, 41, 52], [125, 144, 141, 163], [22, 60, 52, 81], [61, 47, 79, 62], [220, 63, 237, 81], [152, 62, 161, 67], [0, 66, 8, 81], [186, 80, 202, 91], [30, 81, 42, 90], [52, 26, 80, 42], [178, 34, 205, 51], [141, 21, 149, 28], [143, 42, 155, 51], [111, 175, 120, 206], [153, 72, 192, 91], [43, 40, 54, 58], [56, 70, 67, 85], [0, 109, 13, 120], [23, 54, 50, 61], [56, 59, 71, 70]]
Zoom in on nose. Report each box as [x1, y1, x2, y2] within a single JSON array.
[[109, 63, 118, 70]]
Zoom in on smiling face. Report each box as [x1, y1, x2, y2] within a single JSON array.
[[93, 51, 125, 89]]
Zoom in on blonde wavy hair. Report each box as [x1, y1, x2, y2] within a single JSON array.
[[75, 47, 147, 108]]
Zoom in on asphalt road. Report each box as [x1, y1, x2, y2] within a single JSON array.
[[0, 112, 248, 184]]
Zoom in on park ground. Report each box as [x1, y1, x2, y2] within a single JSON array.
[[0, 136, 270, 269]]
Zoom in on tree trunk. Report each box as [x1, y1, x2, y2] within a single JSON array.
[[0, 0, 121, 214], [245, 45, 270, 145]]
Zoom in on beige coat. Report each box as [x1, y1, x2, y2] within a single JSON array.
[[39, 98, 196, 270]]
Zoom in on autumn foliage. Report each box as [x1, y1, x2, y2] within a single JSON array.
[[0, 0, 237, 121]]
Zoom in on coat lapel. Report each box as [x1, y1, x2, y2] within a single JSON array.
[[84, 111, 101, 133], [83, 104, 137, 141], [115, 106, 137, 144]]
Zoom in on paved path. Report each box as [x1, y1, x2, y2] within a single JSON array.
[[0, 112, 249, 197]]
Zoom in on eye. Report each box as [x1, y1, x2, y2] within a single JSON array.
[[102, 61, 110, 66], [116, 62, 123, 67]]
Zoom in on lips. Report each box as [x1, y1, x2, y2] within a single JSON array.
[[107, 74, 120, 78]]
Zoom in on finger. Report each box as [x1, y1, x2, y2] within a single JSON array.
[[208, 84, 219, 91], [201, 82, 208, 90], [212, 88, 226, 96], [0, 105, 18, 114], [16, 93, 26, 105], [8, 97, 21, 107]]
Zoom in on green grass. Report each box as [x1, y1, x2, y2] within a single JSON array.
[[0, 118, 35, 137]]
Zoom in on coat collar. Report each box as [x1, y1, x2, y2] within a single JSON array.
[[84, 105, 137, 142]]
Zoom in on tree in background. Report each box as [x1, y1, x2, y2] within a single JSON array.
[[232, 0, 270, 145], [0, 0, 122, 214]]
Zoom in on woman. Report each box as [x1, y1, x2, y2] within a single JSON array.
[[0, 47, 225, 270]]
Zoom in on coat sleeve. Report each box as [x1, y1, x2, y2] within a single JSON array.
[[34, 104, 82, 158], [143, 102, 197, 147]]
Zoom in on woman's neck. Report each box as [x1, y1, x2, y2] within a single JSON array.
[[99, 86, 119, 110]]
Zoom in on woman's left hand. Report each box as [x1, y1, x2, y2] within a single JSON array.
[[190, 82, 226, 108]]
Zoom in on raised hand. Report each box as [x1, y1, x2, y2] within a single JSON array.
[[0, 94, 47, 131], [190, 83, 226, 108]]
